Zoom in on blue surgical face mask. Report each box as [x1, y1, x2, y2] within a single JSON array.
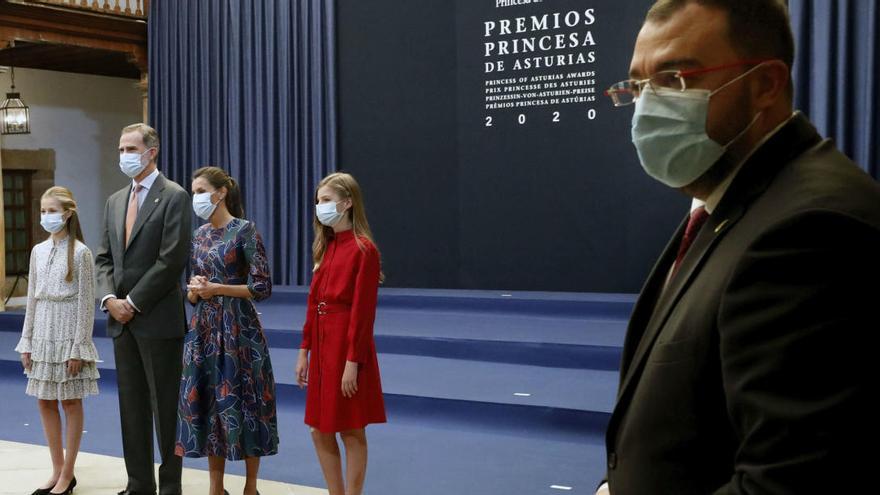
[[316, 201, 344, 226], [631, 65, 763, 188], [192, 191, 218, 220], [119, 149, 152, 178], [40, 213, 66, 234]]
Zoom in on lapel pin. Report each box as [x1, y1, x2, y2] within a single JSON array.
[[154, 198, 160, 203], [715, 219, 729, 233]]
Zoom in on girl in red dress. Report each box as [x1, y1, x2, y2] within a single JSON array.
[[296, 172, 386, 495]]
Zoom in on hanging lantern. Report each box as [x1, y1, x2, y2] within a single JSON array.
[[1, 66, 30, 135]]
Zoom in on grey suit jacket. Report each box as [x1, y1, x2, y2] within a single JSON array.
[[94, 173, 192, 339]]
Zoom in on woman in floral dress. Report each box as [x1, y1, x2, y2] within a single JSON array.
[[175, 167, 278, 495]]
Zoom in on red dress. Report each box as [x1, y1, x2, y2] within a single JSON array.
[[301, 229, 386, 432]]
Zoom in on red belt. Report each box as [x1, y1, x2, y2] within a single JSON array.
[[317, 302, 351, 315]]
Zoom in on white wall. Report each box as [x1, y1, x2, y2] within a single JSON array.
[[0, 67, 142, 254]]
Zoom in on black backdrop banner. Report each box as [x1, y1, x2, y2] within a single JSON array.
[[341, 0, 687, 293], [455, 0, 687, 292], [145, 0, 877, 292]]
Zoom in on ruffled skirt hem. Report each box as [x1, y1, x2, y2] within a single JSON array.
[[25, 377, 99, 400]]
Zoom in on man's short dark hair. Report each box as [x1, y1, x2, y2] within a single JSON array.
[[647, 0, 794, 86], [122, 122, 161, 153]]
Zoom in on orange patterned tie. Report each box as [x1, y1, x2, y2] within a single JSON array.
[[124, 184, 143, 246]]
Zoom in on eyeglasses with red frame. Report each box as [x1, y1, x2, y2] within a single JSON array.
[[604, 59, 772, 107]]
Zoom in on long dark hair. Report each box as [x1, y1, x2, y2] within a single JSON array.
[[192, 166, 244, 218]]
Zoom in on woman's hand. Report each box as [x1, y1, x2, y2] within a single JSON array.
[[188, 276, 221, 300], [295, 349, 309, 388], [186, 275, 206, 301], [21, 353, 31, 371], [196, 281, 221, 299], [341, 360, 359, 398], [66, 359, 82, 377]]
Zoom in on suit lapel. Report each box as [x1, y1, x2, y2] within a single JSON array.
[[125, 174, 166, 252], [617, 217, 685, 389], [617, 206, 743, 399], [612, 112, 824, 416], [117, 188, 129, 252]]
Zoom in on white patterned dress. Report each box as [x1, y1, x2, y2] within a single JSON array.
[[14, 237, 100, 400]]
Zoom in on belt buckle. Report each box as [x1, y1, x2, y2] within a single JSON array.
[[317, 301, 327, 315]]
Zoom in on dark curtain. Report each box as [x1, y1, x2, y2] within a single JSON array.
[[148, 0, 337, 285], [790, 0, 879, 179]]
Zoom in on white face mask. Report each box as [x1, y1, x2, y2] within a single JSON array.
[[316, 201, 344, 226], [630, 64, 764, 188], [119, 149, 152, 178], [40, 213, 66, 234], [192, 191, 218, 220]]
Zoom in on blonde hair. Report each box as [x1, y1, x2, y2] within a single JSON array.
[[41, 186, 85, 282], [312, 172, 384, 282]]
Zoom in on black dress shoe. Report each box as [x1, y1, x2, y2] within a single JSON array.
[[48, 477, 76, 495], [31, 485, 54, 495]]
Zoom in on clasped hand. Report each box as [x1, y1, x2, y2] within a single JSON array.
[[187, 275, 220, 300], [106, 297, 136, 324]]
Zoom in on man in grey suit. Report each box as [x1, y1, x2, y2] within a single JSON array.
[[95, 123, 191, 495]]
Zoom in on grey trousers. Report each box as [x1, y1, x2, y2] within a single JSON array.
[[113, 328, 183, 495]]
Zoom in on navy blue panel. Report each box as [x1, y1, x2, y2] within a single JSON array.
[[791, 0, 879, 179]]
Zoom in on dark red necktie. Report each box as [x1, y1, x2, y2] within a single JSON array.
[[672, 205, 709, 276]]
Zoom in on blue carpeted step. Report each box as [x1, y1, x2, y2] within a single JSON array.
[[260, 300, 627, 369], [0, 332, 615, 432], [0, 287, 630, 370], [269, 286, 636, 318], [267, 348, 617, 414]]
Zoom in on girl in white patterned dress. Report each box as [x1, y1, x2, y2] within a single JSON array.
[[15, 186, 99, 495]]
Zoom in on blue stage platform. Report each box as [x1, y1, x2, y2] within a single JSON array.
[[0, 286, 631, 495]]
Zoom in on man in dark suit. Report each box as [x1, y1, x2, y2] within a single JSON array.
[[598, 1, 880, 493], [95, 123, 191, 495]]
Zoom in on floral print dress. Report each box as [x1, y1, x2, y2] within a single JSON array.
[[175, 218, 279, 460]]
